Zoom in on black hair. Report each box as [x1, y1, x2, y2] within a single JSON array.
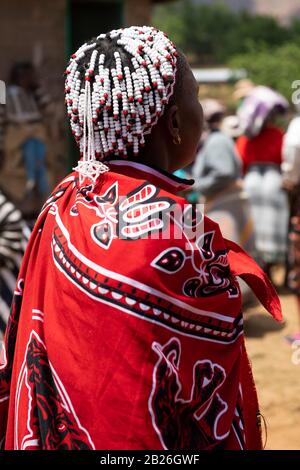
[[65, 27, 186, 161]]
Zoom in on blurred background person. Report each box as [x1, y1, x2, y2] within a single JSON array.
[[192, 99, 255, 303], [236, 86, 289, 278], [192, 98, 255, 255], [221, 115, 243, 142], [0, 62, 51, 219], [282, 113, 300, 342], [233, 78, 255, 108]]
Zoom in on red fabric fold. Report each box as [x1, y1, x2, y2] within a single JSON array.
[[0, 166, 270, 450], [225, 238, 283, 322]]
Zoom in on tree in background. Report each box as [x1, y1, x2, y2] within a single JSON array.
[[153, 0, 300, 100], [153, 0, 291, 63]]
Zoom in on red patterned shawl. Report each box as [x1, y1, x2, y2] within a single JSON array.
[[0, 160, 282, 450]]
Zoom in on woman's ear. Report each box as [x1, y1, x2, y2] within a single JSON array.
[[165, 104, 181, 144]]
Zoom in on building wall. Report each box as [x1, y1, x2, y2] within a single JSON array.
[[0, 0, 167, 183], [124, 0, 152, 25], [0, 0, 66, 101]]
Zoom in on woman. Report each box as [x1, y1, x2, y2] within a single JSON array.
[[0, 27, 281, 450], [0, 62, 50, 211], [236, 86, 289, 273]]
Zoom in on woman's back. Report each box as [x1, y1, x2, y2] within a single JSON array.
[[236, 126, 283, 174]]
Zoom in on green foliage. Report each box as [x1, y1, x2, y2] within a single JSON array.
[[230, 42, 300, 100], [152, 1, 300, 101], [152, 1, 294, 64]]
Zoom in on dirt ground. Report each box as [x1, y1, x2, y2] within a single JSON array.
[[245, 269, 300, 450]]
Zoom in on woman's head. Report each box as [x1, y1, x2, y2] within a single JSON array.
[[201, 98, 226, 131], [65, 26, 202, 174], [10, 62, 37, 90]]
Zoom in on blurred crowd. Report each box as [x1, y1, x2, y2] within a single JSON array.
[[178, 79, 300, 341]]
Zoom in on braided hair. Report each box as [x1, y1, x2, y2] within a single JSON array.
[[64, 26, 179, 183]]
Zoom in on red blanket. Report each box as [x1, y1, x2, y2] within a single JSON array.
[[0, 160, 282, 450]]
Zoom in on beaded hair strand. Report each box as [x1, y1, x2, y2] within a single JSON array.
[[64, 26, 178, 185]]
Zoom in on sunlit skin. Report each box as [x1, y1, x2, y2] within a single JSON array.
[[135, 59, 203, 174]]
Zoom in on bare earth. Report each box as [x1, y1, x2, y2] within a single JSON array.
[[245, 273, 300, 450]]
